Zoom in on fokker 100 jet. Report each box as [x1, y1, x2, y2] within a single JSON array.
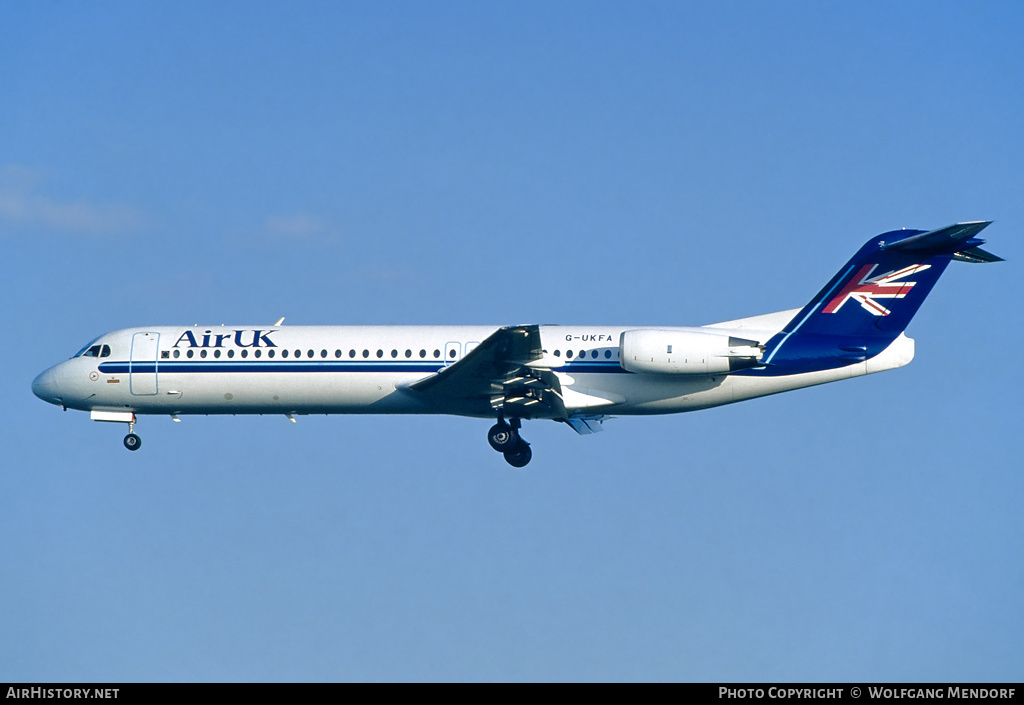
[[33, 222, 1001, 466]]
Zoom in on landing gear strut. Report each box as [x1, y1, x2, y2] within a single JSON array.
[[487, 415, 531, 467], [123, 418, 142, 451]]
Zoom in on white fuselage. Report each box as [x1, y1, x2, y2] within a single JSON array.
[[32, 314, 915, 421], [31, 222, 992, 465]]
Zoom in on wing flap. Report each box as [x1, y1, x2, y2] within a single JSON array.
[[409, 325, 567, 419], [565, 415, 608, 435]]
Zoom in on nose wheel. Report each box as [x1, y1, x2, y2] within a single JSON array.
[[487, 416, 532, 467], [123, 419, 142, 451]]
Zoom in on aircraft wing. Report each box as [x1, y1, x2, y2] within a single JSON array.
[[409, 325, 567, 419]]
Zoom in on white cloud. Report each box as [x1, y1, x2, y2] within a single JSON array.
[[0, 165, 143, 234], [264, 213, 327, 239]]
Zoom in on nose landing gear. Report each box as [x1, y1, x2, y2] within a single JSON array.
[[123, 418, 142, 451], [89, 410, 142, 451], [487, 416, 531, 467]]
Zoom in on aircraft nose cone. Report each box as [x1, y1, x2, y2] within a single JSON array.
[[32, 367, 64, 405]]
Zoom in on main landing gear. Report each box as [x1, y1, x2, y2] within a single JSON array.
[[487, 416, 532, 467]]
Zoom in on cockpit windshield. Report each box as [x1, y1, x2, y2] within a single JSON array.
[[73, 338, 101, 358], [73, 339, 111, 358]]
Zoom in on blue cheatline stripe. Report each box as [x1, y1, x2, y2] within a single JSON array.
[[100, 361, 446, 374], [557, 362, 629, 373], [763, 264, 856, 365], [99, 360, 632, 374]]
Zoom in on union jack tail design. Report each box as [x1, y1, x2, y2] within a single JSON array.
[[756, 221, 999, 375], [822, 263, 931, 316]]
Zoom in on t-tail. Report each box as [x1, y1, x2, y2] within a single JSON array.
[[759, 221, 1002, 375]]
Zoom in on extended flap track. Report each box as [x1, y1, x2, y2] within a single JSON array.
[[489, 368, 566, 419]]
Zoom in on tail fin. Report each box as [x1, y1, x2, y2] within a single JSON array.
[[760, 222, 1000, 374]]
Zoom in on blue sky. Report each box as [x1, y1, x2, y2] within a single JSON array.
[[3, 1, 1022, 682]]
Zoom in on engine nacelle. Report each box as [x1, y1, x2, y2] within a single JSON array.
[[619, 329, 762, 375]]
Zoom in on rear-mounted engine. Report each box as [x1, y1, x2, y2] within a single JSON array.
[[619, 329, 762, 375]]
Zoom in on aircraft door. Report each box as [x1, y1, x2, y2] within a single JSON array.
[[130, 332, 160, 395]]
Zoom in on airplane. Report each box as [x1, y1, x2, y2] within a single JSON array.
[[32, 221, 1001, 467]]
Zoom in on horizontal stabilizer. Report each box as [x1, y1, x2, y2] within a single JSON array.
[[881, 221, 991, 254], [952, 246, 1004, 264]]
